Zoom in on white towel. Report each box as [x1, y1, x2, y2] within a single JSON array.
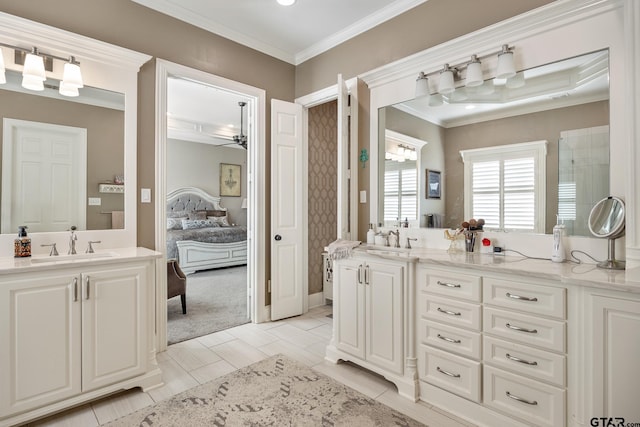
[[111, 211, 124, 229], [327, 239, 361, 260]]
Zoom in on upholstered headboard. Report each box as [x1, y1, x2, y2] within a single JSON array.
[[166, 187, 226, 215]]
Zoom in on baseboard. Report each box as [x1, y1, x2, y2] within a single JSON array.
[[308, 291, 325, 309]]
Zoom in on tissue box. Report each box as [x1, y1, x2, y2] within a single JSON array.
[[480, 237, 494, 254]]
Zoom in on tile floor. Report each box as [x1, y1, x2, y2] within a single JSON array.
[[26, 305, 476, 427]]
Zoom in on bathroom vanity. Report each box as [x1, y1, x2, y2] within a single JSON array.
[[327, 247, 640, 427], [0, 248, 162, 427]]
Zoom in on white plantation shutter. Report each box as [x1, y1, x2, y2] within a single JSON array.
[[384, 160, 417, 221], [462, 141, 546, 233]]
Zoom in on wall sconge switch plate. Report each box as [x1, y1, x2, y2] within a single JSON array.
[[88, 197, 101, 206], [141, 188, 151, 203], [360, 190, 367, 203]]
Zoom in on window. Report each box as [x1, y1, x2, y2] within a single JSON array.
[[384, 160, 417, 221], [461, 141, 547, 233]]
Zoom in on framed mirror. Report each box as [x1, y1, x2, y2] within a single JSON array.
[[377, 49, 609, 236]]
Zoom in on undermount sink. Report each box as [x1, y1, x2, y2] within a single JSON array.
[[31, 252, 118, 263], [367, 248, 418, 261]]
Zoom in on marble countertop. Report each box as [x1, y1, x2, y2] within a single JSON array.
[[356, 245, 640, 294], [0, 247, 161, 275]]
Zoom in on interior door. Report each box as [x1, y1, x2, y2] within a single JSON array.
[[270, 99, 305, 321], [337, 75, 358, 240], [1, 119, 87, 233]]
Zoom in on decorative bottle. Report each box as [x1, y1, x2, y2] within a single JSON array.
[[366, 223, 376, 244], [14, 226, 31, 258]]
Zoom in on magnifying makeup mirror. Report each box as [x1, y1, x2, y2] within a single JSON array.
[[588, 196, 626, 270]]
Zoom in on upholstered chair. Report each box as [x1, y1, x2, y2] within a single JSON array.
[[167, 259, 187, 314]]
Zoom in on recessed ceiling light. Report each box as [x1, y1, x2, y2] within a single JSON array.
[[277, 0, 296, 5]]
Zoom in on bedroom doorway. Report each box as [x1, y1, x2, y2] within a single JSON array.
[[155, 60, 267, 351]]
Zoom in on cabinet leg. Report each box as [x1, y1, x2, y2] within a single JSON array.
[[180, 294, 186, 314]]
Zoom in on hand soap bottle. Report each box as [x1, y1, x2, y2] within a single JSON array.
[[14, 225, 31, 258], [551, 216, 565, 263], [366, 223, 376, 244]]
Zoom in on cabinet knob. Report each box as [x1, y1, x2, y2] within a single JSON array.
[[274, 234, 282, 241]]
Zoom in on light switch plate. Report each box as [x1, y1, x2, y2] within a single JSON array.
[[359, 190, 367, 203], [141, 188, 151, 203], [88, 197, 101, 206]]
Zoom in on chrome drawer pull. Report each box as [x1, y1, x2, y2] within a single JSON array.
[[506, 323, 538, 334], [436, 366, 461, 378], [437, 334, 461, 344], [437, 307, 462, 316], [437, 280, 461, 288], [506, 353, 538, 366], [506, 292, 538, 302], [72, 277, 78, 302], [506, 391, 538, 406]]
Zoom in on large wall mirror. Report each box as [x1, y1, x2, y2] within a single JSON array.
[[377, 49, 609, 236], [1, 69, 125, 233], [0, 11, 150, 256]]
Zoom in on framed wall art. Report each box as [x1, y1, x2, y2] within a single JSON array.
[[220, 163, 241, 197], [426, 169, 441, 199]]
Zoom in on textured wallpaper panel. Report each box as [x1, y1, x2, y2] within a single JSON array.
[[308, 101, 337, 295]]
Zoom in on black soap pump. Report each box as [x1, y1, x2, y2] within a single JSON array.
[[14, 226, 31, 258]]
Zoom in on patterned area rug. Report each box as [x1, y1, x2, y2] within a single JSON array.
[[103, 355, 426, 426]]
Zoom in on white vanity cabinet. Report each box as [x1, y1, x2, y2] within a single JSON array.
[[585, 289, 640, 423], [326, 254, 418, 399], [0, 254, 161, 426]]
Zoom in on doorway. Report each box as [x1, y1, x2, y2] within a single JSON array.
[[155, 60, 267, 351]]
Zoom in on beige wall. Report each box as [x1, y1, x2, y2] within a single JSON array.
[[0, 89, 124, 231]]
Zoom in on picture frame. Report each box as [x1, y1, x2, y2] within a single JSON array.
[[220, 163, 241, 197], [426, 169, 441, 199]]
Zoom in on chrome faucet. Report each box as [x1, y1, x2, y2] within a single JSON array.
[[406, 237, 418, 249], [41, 243, 59, 256], [68, 226, 77, 255], [86, 240, 101, 253], [388, 229, 400, 248]]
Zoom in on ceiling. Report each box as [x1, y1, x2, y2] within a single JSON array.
[[131, 0, 426, 65]]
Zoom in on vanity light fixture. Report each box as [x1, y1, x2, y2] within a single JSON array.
[[414, 44, 518, 100], [0, 42, 84, 97]]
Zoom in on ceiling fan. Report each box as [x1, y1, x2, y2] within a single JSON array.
[[220, 101, 248, 149]]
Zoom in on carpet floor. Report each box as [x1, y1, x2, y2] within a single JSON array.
[[103, 355, 426, 426], [167, 265, 250, 345]]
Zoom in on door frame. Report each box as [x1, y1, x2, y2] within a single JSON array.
[[154, 60, 267, 351]]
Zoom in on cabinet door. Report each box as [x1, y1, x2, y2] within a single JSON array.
[[366, 261, 404, 374], [334, 259, 366, 359], [0, 273, 81, 416], [81, 264, 148, 391], [589, 294, 640, 421]]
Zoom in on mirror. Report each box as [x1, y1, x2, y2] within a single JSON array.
[[588, 196, 625, 269], [0, 69, 125, 233], [378, 49, 609, 236]]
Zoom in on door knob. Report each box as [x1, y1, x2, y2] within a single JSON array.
[[275, 234, 282, 241]]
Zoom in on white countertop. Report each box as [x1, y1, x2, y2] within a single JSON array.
[[356, 245, 640, 294], [0, 247, 161, 275]]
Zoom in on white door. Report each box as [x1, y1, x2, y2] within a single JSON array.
[[270, 99, 305, 321], [1, 119, 87, 233], [337, 75, 359, 240]]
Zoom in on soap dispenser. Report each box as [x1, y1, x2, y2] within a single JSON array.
[[366, 223, 376, 244], [14, 225, 31, 258], [551, 215, 565, 263]]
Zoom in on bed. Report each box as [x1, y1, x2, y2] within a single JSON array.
[[166, 187, 247, 275]]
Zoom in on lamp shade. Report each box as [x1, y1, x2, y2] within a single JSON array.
[[241, 198, 248, 209], [438, 66, 455, 94], [23, 52, 46, 81], [465, 56, 483, 87], [59, 81, 79, 97], [415, 72, 430, 98], [496, 46, 516, 79], [21, 74, 44, 91], [62, 61, 83, 88], [505, 71, 525, 89]]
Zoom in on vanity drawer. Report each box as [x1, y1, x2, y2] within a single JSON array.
[[483, 336, 566, 386], [483, 365, 565, 427], [419, 319, 482, 360], [483, 307, 565, 352], [418, 268, 482, 302], [419, 345, 481, 403], [483, 277, 566, 319], [420, 294, 482, 331]]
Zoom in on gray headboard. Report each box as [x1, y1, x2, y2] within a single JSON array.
[[166, 187, 226, 215]]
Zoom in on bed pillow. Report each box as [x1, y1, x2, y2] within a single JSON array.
[[205, 210, 227, 217], [167, 216, 187, 230], [167, 210, 189, 218], [208, 215, 230, 227], [181, 219, 219, 230], [189, 210, 208, 220]]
